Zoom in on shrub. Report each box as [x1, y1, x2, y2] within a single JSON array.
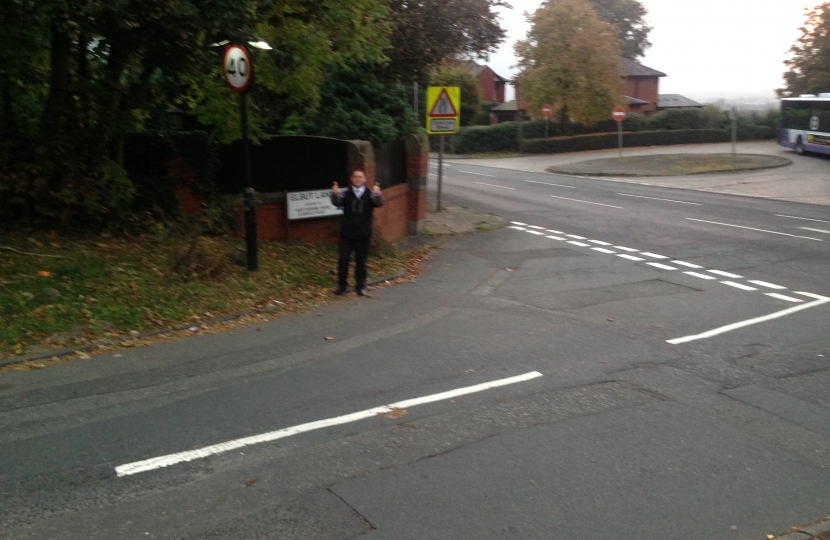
[[520, 129, 732, 154], [645, 108, 710, 130]]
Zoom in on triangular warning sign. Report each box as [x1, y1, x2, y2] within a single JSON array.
[[429, 88, 458, 118]]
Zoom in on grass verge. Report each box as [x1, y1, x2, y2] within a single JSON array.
[[0, 232, 430, 360]]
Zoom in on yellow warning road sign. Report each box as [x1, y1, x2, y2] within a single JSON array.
[[426, 86, 461, 134]]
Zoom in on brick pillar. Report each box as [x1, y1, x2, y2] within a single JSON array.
[[168, 157, 204, 215], [405, 133, 429, 235], [347, 140, 376, 187]]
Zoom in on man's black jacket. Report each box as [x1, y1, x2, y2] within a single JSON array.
[[331, 187, 385, 239]]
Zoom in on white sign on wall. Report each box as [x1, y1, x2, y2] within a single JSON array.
[[287, 189, 343, 220]]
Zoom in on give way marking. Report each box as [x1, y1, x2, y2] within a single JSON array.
[[115, 371, 544, 477]]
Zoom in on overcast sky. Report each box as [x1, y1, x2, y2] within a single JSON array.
[[487, 0, 814, 102]]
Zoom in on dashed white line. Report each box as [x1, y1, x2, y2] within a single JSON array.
[[546, 229, 565, 234], [526, 230, 545, 236], [508, 226, 526, 230], [684, 272, 717, 280], [708, 269, 743, 279], [667, 292, 830, 344], [616, 193, 701, 206], [566, 234, 587, 239], [617, 254, 645, 261], [672, 261, 704, 269], [524, 180, 576, 189], [527, 225, 546, 229], [646, 263, 677, 270], [588, 240, 613, 246], [685, 218, 823, 241], [615, 246, 639, 252], [459, 170, 495, 177], [640, 252, 668, 259], [568, 241, 591, 247], [511, 222, 527, 226], [799, 227, 830, 234], [591, 247, 616, 254], [776, 214, 830, 224], [748, 280, 786, 290], [550, 195, 623, 209], [546, 235, 566, 241], [475, 182, 516, 190], [115, 371, 544, 477], [721, 281, 758, 291], [765, 293, 804, 303]]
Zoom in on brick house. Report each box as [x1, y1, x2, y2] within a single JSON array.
[[465, 61, 507, 103], [621, 58, 702, 113]]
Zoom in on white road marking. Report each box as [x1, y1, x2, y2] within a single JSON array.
[[591, 247, 616, 254], [615, 246, 639, 252], [460, 170, 495, 177], [475, 182, 516, 190], [115, 372, 544, 477], [511, 222, 527, 226], [546, 235, 566, 241], [672, 261, 704, 269], [588, 240, 612, 245], [667, 292, 830, 344], [684, 272, 717, 280], [617, 254, 645, 261], [524, 180, 576, 189], [640, 252, 668, 259], [685, 218, 823, 241], [748, 280, 786, 290], [567, 241, 591, 247], [721, 281, 757, 291], [708, 269, 743, 279], [646, 263, 678, 270], [616, 193, 701, 205], [799, 227, 830, 234], [508, 226, 526, 230], [776, 214, 830, 224], [527, 225, 546, 229], [550, 195, 623, 209], [546, 229, 565, 234], [765, 293, 804, 303], [527, 230, 545, 235], [566, 234, 587, 239]]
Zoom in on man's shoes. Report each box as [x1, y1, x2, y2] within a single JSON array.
[[333, 286, 347, 296], [356, 287, 367, 297]]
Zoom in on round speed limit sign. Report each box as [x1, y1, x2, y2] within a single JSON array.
[[223, 45, 252, 92]]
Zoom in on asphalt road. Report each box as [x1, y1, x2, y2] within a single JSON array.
[[2, 159, 829, 540]]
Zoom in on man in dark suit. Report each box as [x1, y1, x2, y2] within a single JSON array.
[[331, 170, 384, 296]]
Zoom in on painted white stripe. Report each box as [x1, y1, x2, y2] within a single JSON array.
[[527, 225, 546, 229], [591, 247, 616, 254], [508, 226, 526, 230], [776, 214, 830, 224], [116, 371, 544, 477], [685, 218, 823, 241], [511, 221, 527, 226], [721, 281, 758, 291], [708, 269, 743, 278], [550, 195, 623, 209], [475, 182, 516, 190], [524, 180, 576, 189], [799, 227, 830, 234], [672, 260, 704, 269], [646, 263, 677, 270], [765, 293, 804, 303], [667, 292, 830, 344], [617, 254, 645, 261], [588, 240, 612, 246], [546, 229, 565, 234], [640, 252, 668, 259], [748, 280, 786, 290], [615, 246, 639, 252], [526, 231, 545, 236], [684, 271, 717, 280], [566, 234, 587, 239], [616, 193, 701, 206], [567, 241, 590, 247], [546, 235, 566, 241], [459, 170, 495, 177]]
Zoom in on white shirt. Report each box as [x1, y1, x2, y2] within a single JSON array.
[[352, 186, 366, 198]]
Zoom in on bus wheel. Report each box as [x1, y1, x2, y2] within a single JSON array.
[[796, 137, 805, 155]]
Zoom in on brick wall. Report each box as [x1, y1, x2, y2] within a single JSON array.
[[625, 77, 660, 113], [478, 68, 496, 102], [373, 184, 409, 242]]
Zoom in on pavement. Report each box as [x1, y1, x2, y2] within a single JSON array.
[[2, 143, 830, 540]]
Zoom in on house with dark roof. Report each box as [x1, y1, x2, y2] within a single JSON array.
[[620, 57, 702, 113], [464, 61, 508, 103]]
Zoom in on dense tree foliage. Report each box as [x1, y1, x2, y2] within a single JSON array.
[[515, 0, 623, 125], [588, 0, 651, 60], [780, 3, 830, 97], [429, 65, 482, 126]]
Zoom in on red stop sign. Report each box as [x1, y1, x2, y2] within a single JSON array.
[[612, 107, 626, 122], [542, 104, 552, 117]]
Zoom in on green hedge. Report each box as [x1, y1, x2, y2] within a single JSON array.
[[520, 129, 733, 154]]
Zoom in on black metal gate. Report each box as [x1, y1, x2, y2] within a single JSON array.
[[374, 140, 408, 189]]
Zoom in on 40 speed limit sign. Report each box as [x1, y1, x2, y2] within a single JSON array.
[[223, 45, 252, 92]]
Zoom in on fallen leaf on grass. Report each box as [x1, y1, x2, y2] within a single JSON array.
[[385, 408, 408, 419], [37, 271, 53, 277]]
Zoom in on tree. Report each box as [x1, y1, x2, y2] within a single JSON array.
[[779, 2, 830, 97], [430, 64, 481, 126], [515, 0, 624, 125], [384, 0, 510, 83], [587, 0, 651, 60]]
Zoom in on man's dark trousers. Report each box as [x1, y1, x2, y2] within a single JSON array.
[[338, 236, 370, 290]]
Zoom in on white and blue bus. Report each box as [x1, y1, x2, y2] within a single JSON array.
[[779, 95, 830, 156]]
